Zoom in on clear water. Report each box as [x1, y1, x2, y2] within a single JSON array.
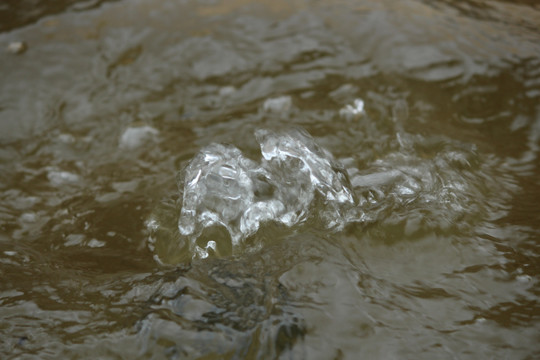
[[1, 0, 539, 359]]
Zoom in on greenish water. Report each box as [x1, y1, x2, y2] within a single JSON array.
[[1, 0, 539, 358]]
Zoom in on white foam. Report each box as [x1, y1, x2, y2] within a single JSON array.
[[119, 126, 158, 150], [262, 96, 292, 114], [339, 99, 365, 121], [47, 170, 80, 186]]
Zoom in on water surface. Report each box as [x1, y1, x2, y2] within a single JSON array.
[[1, 0, 539, 358]]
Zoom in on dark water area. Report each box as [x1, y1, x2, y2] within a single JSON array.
[[1, 0, 540, 359], [0, 0, 120, 33]]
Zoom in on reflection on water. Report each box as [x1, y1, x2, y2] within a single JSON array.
[[1, 0, 539, 358]]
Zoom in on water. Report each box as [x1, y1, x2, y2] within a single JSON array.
[[1, 0, 539, 358], [162, 127, 357, 260]]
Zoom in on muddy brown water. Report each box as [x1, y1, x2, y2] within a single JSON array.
[[1, 0, 539, 359]]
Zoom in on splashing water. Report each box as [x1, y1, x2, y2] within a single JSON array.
[[149, 97, 516, 262], [176, 128, 357, 258]]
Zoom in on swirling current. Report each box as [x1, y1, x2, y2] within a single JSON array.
[[1, 0, 539, 359]]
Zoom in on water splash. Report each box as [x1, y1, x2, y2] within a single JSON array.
[[349, 135, 516, 240], [176, 128, 357, 258], [149, 120, 514, 262]]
